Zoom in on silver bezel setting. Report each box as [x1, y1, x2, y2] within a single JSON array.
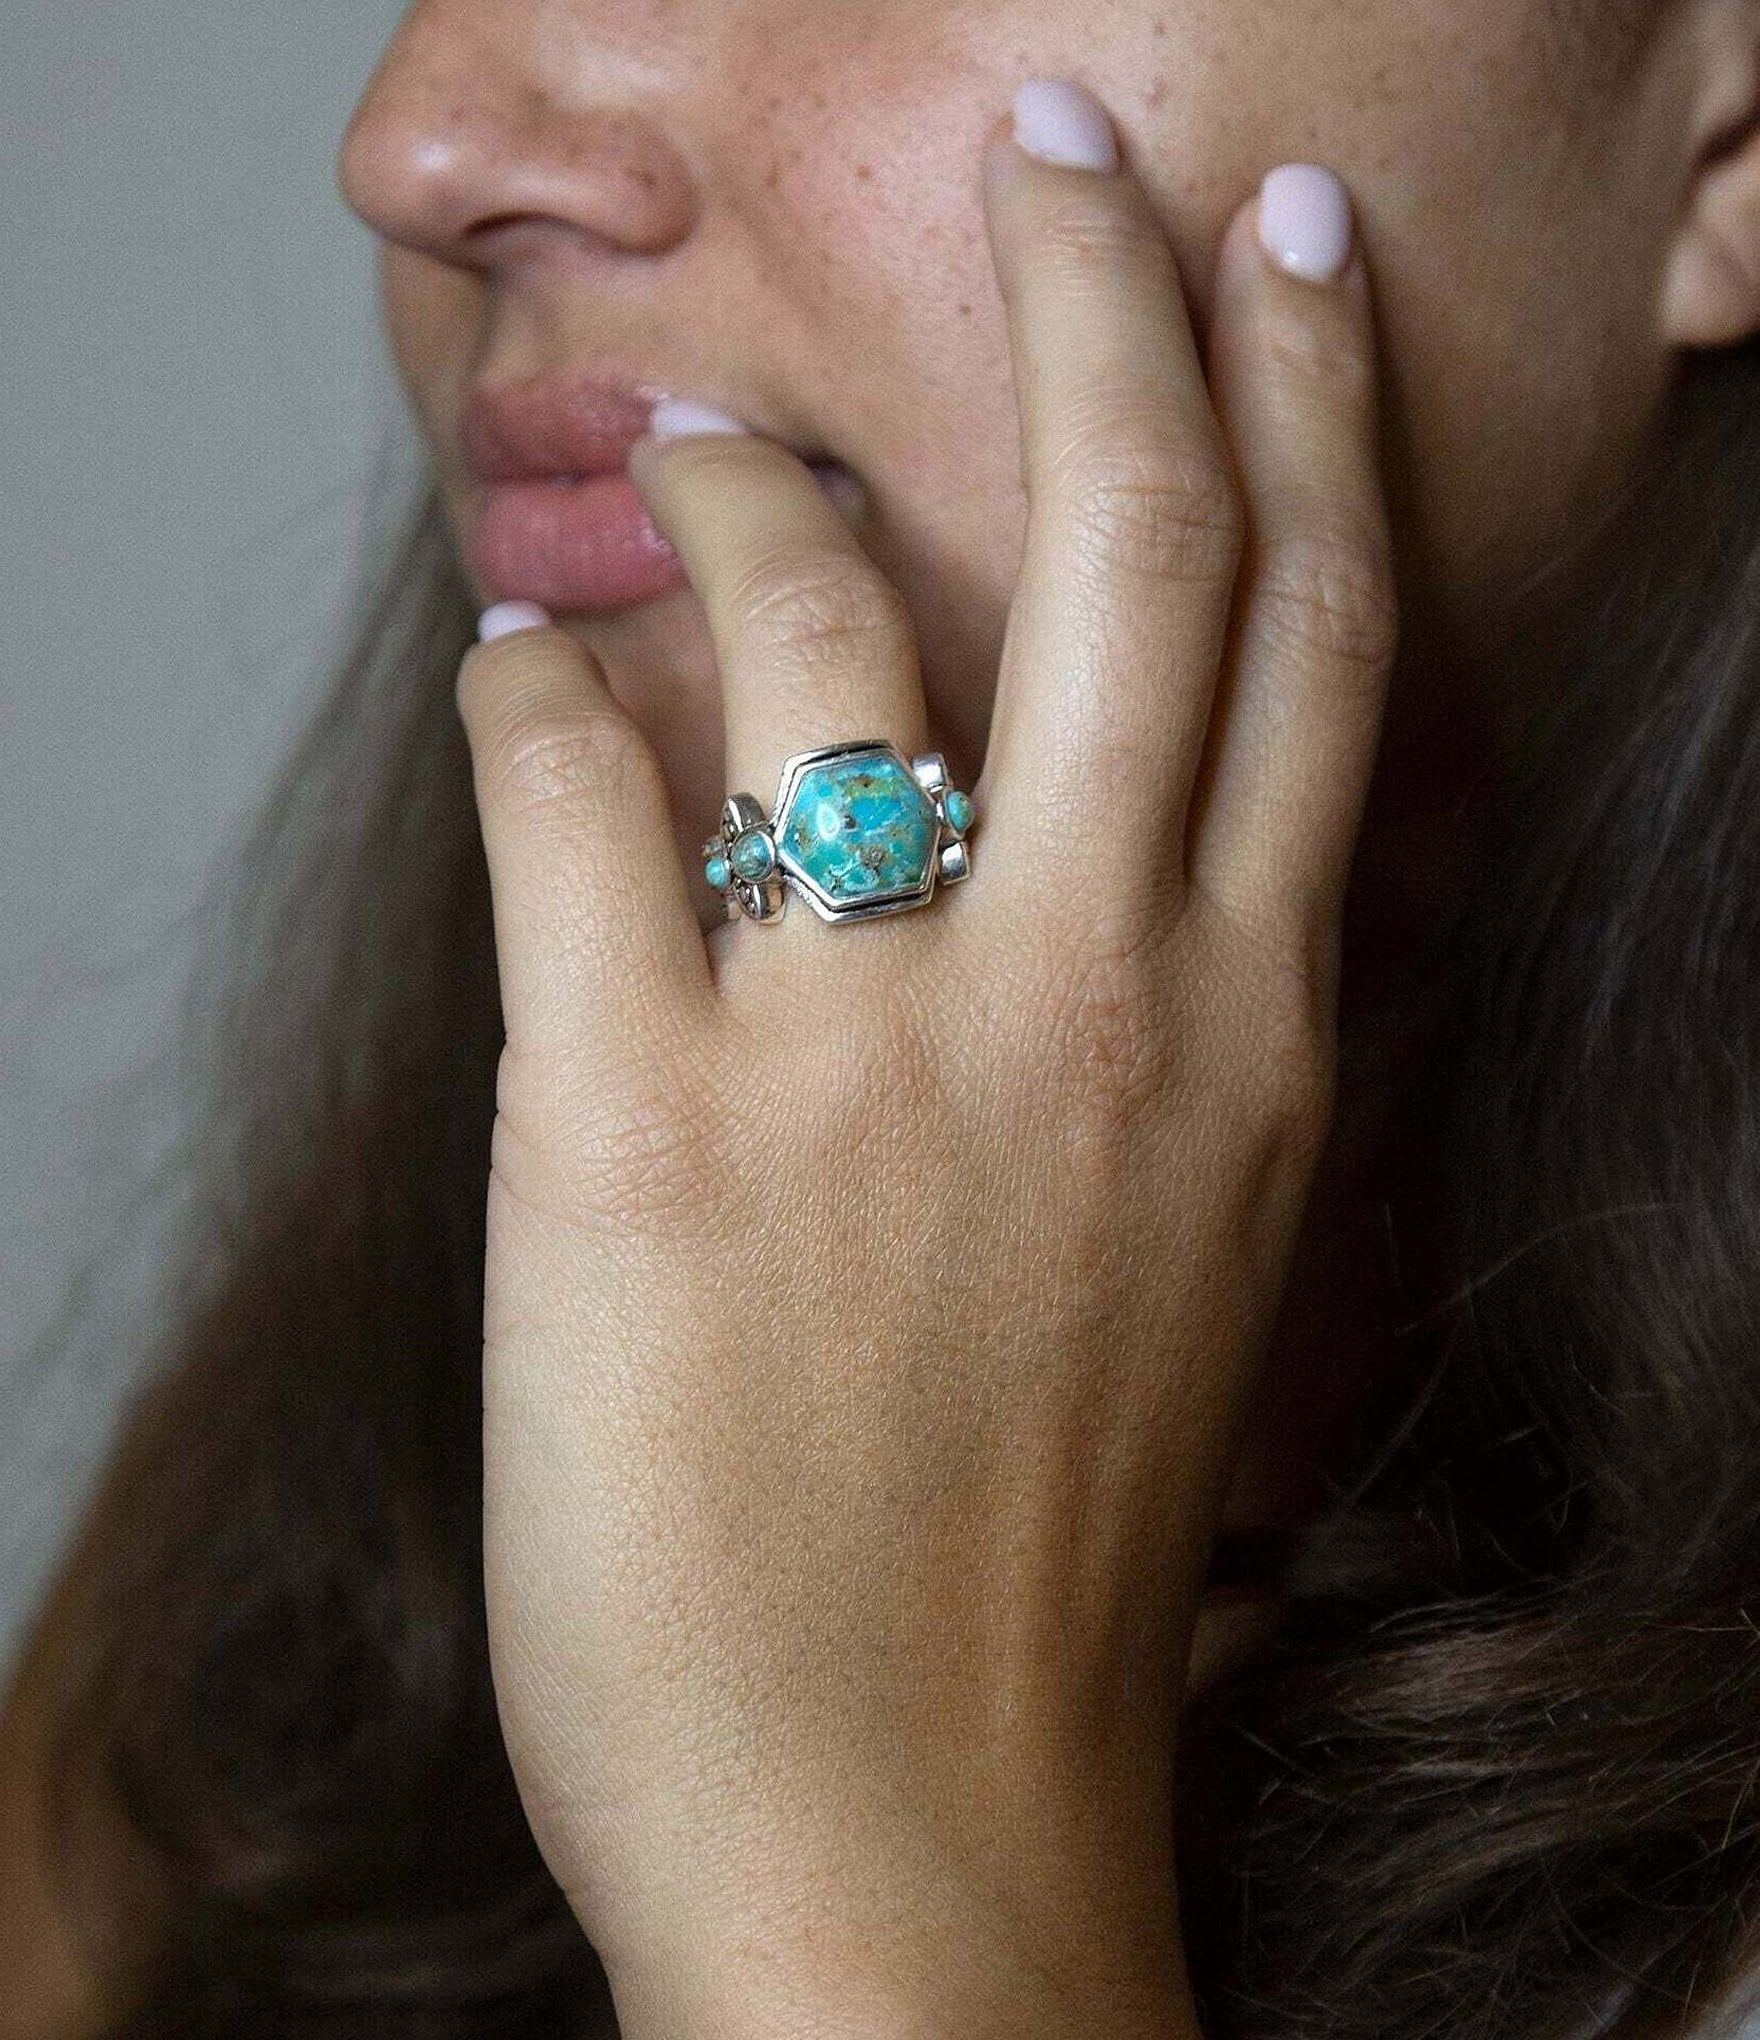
[[706, 738, 974, 925]]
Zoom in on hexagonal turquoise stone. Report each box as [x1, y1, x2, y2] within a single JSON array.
[[776, 750, 937, 905]]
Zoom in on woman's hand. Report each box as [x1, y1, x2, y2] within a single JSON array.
[[456, 86, 1394, 2040]]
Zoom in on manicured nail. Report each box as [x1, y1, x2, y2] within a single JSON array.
[[1258, 163, 1354, 284], [1012, 78, 1119, 174], [649, 397, 751, 440], [478, 600, 552, 642]]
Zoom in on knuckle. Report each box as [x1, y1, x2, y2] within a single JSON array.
[[1257, 993, 1338, 1160], [1254, 527, 1399, 678], [1262, 318, 1379, 412], [486, 702, 659, 824], [569, 1085, 727, 1233], [1035, 186, 1178, 286], [809, 991, 944, 1152], [1206, 912, 1340, 1162], [1255, 1054, 1337, 1221], [753, 990, 949, 1241], [732, 549, 916, 672], [1055, 426, 1246, 588], [1228, 1038, 1336, 1252], [1039, 913, 1176, 1148], [494, 1044, 728, 1237]]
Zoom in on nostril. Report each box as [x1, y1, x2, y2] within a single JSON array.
[[467, 214, 618, 272], [339, 86, 700, 266]]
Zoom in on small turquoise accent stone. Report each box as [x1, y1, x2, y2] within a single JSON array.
[[731, 828, 777, 881], [943, 788, 974, 835], [704, 852, 731, 890], [776, 749, 937, 906]]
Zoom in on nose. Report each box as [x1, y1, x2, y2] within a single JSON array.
[[336, 0, 698, 270]]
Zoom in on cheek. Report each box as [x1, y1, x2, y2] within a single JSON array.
[[728, 57, 1039, 768], [765, 0, 1675, 686], [1375, 205, 1670, 645], [1335, 63, 1677, 642]]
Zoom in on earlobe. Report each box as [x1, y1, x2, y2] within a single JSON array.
[[1663, 128, 1760, 346]]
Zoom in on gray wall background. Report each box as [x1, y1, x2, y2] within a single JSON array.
[[2, 0, 412, 1676]]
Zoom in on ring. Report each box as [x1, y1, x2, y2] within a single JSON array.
[[700, 739, 976, 924]]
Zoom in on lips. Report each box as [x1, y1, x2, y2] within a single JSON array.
[[462, 373, 662, 486], [460, 371, 851, 612]]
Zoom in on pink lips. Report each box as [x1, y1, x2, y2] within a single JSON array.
[[462, 374, 689, 611], [461, 372, 856, 613], [470, 472, 690, 611]]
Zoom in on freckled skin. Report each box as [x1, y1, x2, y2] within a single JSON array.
[[340, 0, 1688, 895], [336, 0, 1699, 1542]]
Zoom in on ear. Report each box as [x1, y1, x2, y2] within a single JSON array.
[[1662, 27, 1760, 348]]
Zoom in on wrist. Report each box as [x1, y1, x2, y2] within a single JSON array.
[[604, 1915, 1201, 2040], [584, 1773, 1200, 2040]]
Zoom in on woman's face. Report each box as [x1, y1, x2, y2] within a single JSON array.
[[339, 0, 1695, 879]]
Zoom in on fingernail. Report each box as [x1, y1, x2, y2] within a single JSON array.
[[649, 397, 752, 440], [1011, 78, 1119, 173], [1257, 163, 1354, 284], [478, 600, 552, 642]]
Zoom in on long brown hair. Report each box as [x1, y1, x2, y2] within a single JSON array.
[[33, 335, 1760, 2035]]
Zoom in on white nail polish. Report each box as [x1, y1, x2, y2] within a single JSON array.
[[478, 600, 552, 642], [1012, 78, 1119, 174], [1258, 163, 1355, 284], [649, 397, 752, 440]]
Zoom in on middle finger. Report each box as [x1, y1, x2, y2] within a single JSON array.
[[626, 416, 929, 808]]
